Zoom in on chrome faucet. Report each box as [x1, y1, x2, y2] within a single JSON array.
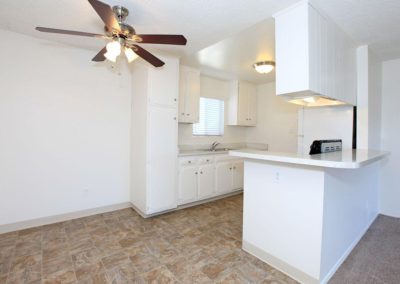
[[210, 141, 220, 151]]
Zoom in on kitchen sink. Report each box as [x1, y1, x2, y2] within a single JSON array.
[[202, 148, 233, 152]]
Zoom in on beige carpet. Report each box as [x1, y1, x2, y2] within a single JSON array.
[[329, 215, 400, 284]]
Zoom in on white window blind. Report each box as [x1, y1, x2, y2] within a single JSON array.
[[193, 97, 224, 136]]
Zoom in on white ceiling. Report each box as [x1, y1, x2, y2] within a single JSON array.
[[181, 18, 276, 84], [1, 0, 400, 84], [0, 0, 297, 55], [313, 0, 400, 61]]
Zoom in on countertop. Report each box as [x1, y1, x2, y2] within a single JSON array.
[[178, 149, 231, 157], [229, 149, 389, 169]]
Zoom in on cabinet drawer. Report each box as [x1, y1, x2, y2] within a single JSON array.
[[198, 156, 214, 165], [179, 157, 197, 166]]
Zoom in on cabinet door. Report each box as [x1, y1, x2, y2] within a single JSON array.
[[147, 106, 178, 213], [198, 164, 215, 199], [247, 88, 257, 126], [232, 161, 244, 190], [178, 69, 187, 123], [237, 83, 249, 125], [149, 56, 179, 107], [184, 70, 200, 123], [178, 166, 198, 204], [215, 162, 233, 193]]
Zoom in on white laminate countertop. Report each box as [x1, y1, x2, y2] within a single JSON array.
[[178, 149, 231, 157], [229, 149, 389, 169]]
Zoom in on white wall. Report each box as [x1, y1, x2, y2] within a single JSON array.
[[246, 82, 299, 152], [380, 58, 400, 217], [356, 45, 382, 150], [298, 106, 354, 155], [178, 75, 248, 145], [0, 30, 131, 226], [368, 51, 382, 150]]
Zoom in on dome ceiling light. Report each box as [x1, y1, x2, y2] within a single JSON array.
[[253, 61, 275, 74]]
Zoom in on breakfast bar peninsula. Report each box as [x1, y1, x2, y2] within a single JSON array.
[[229, 149, 388, 284]]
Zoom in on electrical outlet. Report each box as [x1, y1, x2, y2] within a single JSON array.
[[274, 172, 280, 184], [82, 187, 89, 197]]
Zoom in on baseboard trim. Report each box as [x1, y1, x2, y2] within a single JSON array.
[[320, 213, 379, 284], [0, 202, 132, 234], [242, 241, 319, 284], [131, 190, 243, 218], [243, 213, 379, 284], [178, 190, 243, 210]]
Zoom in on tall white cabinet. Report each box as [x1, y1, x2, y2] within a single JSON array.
[[130, 56, 179, 215]]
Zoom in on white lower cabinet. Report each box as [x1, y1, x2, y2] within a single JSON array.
[[198, 164, 215, 199], [215, 159, 244, 193], [215, 162, 233, 194], [178, 166, 198, 204], [232, 161, 244, 189], [178, 154, 243, 206]]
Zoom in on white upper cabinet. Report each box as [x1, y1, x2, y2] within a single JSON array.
[[273, 1, 357, 106], [227, 81, 257, 126], [179, 66, 200, 123], [148, 56, 179, 107]]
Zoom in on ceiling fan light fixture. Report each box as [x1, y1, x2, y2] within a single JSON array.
[[104, 51, 117, 63], [253, 61, 275, 74], [106, 41, 121, 56], [125, 48, 139, 63]]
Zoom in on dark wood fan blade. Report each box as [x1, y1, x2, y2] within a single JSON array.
[[88, 0, 120, 32], [136, 34, 187, 45], [132, 45, 165, 67], [92, 47, 107, 62], [36, 27, 105, 38]]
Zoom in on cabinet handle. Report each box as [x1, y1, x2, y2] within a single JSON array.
[[174, 98, 177, 102], [188, 161, 191, 164], [195, 172, 198, 175], [229, 167, 232, 170], [181, 113, 185, 115], [200, 171, 203, 174], [233, 167, 236, 170], [186, 114, 190, 116], [206, 159, 210, 162], [173, 117, 177, 120]]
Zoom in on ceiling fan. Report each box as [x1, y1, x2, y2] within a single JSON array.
[[35, 0, 187, 67]]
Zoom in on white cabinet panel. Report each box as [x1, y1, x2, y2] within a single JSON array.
[[178, 166, 198, 204], [149, 57, 179, 107], [130, 55, 179, 216], [198, 164, 215, 199], [177, 154, 244, 206], [227, 81, 257, 126], [238, 85, 249, 125], [148, 106, 177, 213], [232, 161, 244, 190], [179, 66, 200, 123], [273, 1, 356, 105], [216, 162, 233, 194], [248, 91, 257, 126]]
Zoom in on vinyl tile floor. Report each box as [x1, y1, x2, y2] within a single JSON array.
[[0, 194, 399, 284]]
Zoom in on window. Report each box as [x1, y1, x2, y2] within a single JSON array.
[[193, 97, 224, 136]]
